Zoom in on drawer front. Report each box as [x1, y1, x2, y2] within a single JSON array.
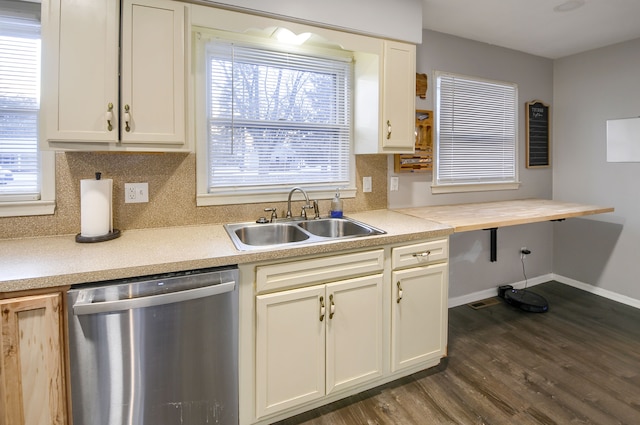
[[256, 249, 384, 293], [392, 239, 448, 269]]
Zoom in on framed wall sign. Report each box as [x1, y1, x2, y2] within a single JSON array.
[[526, 100, 551, 168]]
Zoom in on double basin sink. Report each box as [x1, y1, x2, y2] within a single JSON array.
[[225, 217, 386, 251]]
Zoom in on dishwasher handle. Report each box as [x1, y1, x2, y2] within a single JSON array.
[[73, 280, 236, 316]]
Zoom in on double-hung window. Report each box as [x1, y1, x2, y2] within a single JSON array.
[[196, 29, 354, 205], [434, 71, 519, 193], [0, 0, 54, 216]]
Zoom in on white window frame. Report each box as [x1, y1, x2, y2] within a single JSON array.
[[195, 29, 355, 206], [433, 71, 520, 194], [0, 0, 55, 217], [189, 6, 390, 207]]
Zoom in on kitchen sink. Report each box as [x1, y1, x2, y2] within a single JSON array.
[[297, 218, 377, 238], [224, 217, 385, 251], [233, 223, 310, 246]]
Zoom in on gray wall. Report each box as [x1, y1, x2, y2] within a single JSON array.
[[387, 30, 555, 301], [553, 38, 640, 302]]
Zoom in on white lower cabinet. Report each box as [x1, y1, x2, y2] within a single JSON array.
[[255, 274, 383, 418], [391, 239, 449, 372], [391, 263, 448, 372], [243, 239, 449, 425]]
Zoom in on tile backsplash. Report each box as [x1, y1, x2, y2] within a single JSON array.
[[0, 152, 388, 239]]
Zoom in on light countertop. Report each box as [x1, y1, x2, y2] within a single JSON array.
[[396, 199, 614, 233], [1, 200, 615, 294], [0, 209, 452, 293]]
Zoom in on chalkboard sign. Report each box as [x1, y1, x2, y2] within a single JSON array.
[[526, 100, 550, 168]]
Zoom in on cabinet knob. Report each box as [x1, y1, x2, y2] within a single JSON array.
[[386, 120, 392, 139], [106, 103, 114, 131], [397, 281, 403, 303], [319, 296, 325, 322], [124, 104, 131, 132]]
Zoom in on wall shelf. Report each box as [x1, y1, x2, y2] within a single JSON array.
[[394, 109, 433, 173]]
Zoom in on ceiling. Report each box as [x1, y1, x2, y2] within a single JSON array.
[[421, 0, 640, 59]]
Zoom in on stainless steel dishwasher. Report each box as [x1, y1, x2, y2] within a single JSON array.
[[67, 266, 239, 425]]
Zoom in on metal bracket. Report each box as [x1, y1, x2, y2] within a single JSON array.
[[484, 227, 498, 262]]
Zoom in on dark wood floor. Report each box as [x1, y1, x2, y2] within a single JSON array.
[[275, 281, 640, 425]]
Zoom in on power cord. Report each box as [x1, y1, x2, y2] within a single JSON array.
[[520, 248, 531, 291]]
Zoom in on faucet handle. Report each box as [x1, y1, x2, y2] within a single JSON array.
[[311, 200, 320, 219], [264, 207, 278, 223], [301, 204, 314, 220]]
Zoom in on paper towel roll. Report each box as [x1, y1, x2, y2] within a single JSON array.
[[80, 177, 113, 237]]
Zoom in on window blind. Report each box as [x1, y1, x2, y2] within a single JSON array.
[[0, 6, 40, 198], [436, 72, 517, 186], [206, 40, 352, 193]]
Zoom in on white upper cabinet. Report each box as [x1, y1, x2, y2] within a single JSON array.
[[354, 40, 416, 154], [120, 0, 186, 145], [380, 41, 416, 153], [40, 0, 189, 151], [41, 0, 119, 144]]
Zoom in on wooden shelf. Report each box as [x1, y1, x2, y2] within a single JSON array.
[[394, 109, 433, 173]]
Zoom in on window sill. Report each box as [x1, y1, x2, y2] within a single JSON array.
[[0, 200, 56, 218], [431, 182, 521, 194]]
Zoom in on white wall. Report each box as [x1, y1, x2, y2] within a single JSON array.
[[387, 30, 555, 300], [201, 0, 423, 43], [553, 38, 640, 302]]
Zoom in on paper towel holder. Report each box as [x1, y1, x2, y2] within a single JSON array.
[[75, 172, 122, 243], [75, 228, 121, 243]]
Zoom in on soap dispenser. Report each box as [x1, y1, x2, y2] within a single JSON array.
[[330, 188, 343, 218]]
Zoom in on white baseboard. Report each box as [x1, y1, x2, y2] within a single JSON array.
[[552, 274, 640, 310], [448, 273, 553, 308], [448, 273, 640, 310]]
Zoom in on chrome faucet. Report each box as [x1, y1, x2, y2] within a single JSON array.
[[286, 187, 311, 219]]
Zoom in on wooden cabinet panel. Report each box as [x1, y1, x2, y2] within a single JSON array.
[[0, 293, 67, 425]]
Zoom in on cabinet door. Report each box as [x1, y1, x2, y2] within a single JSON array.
[[255, 285, 325, 418], [120, 0, 186, 145], [391, 263, 448, 372], [326, 274, 383, 394], [41, 0, 119, 143], [381, 41, 416, 152], [0, 293, 68, 425]]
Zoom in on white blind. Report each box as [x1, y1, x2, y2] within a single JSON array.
[[0, 5, 40, 198], [436, 71, 517, 186], [205, 40, 352, 193]]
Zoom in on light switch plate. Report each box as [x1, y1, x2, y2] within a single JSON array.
[[363, 176, 372, 193], [125, 182, 149, 203], [390, 176, 399, 191]]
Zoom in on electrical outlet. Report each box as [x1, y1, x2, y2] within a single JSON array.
[[520, 247, 531, 259], [363, 176, 372, 193], [124, 182, 149, 203]]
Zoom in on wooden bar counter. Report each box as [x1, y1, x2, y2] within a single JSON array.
[[395, 199, 614, 233]]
